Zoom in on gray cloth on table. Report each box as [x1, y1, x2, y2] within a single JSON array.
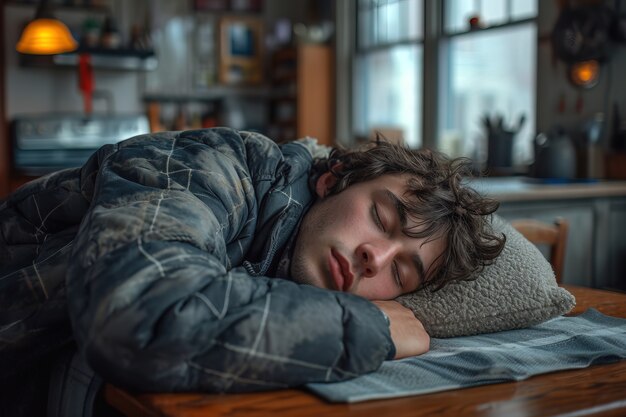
[[307, 309, 626, 403]]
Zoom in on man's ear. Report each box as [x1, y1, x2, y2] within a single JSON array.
[[315, 171, 338, 198]]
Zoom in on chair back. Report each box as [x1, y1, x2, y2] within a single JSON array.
[[510, 218, 569, 284]]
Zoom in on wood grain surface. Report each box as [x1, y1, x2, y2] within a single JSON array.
[[104, 285, 626, 417]]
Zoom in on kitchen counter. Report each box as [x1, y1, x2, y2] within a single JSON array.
[[470, 177, 626, 202], [470, 177, 626, 290]]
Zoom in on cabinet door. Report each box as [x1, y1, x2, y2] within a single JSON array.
[[297, 45, 333, 145], [497, 202, 594, 287], [607, 200, 626, 291]]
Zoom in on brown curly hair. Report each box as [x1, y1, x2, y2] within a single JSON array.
[[310, 140, 506, 291]]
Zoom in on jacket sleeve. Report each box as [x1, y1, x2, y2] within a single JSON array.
[[66, 129, 394, 393]]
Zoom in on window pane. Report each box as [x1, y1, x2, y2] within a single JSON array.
[[358, 0, 422, 48], [386, 1, 401, 43], [358, 3, 373, 49], [404, 0, 423, 40], [375, 1, 389, 44], [480, 0, 507, 26], [445, 0, 476, 33], [354, 45, 422, 147], [439, 24, 536, 165], [446, 0, 537, 33], [511, 0, 537, 20]]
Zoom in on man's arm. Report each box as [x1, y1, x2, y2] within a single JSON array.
[[373, 300, 430, 359], [66, 129, 394, 393]]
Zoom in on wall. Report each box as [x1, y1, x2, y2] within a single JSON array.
[[536, 1, 626, 149], [139, 0, 309, 131], [3, 0, 309, 121], [3, 3, 145, 117], [8, 2, 623, 143]]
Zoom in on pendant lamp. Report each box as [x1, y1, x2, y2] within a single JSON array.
[[16, 0, 78, 55]]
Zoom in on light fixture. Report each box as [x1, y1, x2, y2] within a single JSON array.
[[16, 0, 78, 55], [569, 60, 601, 89]]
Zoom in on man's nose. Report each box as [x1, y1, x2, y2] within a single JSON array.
[[357, 241, 400, 278]]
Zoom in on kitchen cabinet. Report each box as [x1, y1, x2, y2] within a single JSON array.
[[268, 44, 333, 145], [475, 178, 626, 291], [606, 200, 626, 290]]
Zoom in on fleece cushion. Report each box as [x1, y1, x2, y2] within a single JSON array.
[[396, 215, 576, 338]]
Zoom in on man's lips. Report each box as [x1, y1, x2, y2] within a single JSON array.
[[329, 249, 354, 292]]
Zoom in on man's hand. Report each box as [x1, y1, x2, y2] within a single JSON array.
[[372, 300, 430, 359]]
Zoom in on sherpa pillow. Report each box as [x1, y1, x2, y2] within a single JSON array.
[[396, 215, 576, 338]]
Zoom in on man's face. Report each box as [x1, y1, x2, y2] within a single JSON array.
[[290, 173, 446, 300]]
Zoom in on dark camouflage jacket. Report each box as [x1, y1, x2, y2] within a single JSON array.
[[0, 128, 393, 393]]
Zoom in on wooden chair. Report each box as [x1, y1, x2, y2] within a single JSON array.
[[510, 218, 569, 284]]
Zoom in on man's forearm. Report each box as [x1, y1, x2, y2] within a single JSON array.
[[372, 300, 430, 359]]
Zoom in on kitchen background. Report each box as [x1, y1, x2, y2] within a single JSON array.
[[1, 0, 626, 290], [1, 0, 333, 189], [2, 0, 626, 188], [4, 0, 321, 126]]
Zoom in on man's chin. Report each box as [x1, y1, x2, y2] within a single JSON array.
[[289, 262, 328, 290], [292, 273, 327, 290]]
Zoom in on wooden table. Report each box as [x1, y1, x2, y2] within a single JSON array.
[[104, 285, 626, 417]]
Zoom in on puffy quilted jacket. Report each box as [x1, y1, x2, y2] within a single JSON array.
[[0, 128, 393, 393]]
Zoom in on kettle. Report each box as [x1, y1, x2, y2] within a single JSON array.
[[533, 127, 577, 179]]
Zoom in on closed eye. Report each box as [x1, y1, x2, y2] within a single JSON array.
[[371, 204, 385, 231], [392, 261, 403, 289], [373, 204, 403, 289]]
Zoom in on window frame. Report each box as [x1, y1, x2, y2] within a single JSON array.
[[338, 0, 538, 151], [352, 0, 425, 147]]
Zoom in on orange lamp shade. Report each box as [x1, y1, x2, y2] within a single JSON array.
[[16, 18, 78, 55], [569, 60, 600, 88]]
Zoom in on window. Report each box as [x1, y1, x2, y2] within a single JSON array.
[[354, 0, 424, 147], [352, 0, 537, 167], [440, 0, 537, 165]]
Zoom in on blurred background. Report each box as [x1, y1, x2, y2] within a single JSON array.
[[1, 0, 626, 290], [2, 0, 626, 186]]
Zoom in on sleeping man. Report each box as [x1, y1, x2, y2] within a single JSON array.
[[0, 128, 504, 408]]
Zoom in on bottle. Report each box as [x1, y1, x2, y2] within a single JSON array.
[[101, 16, 121, 49], [585, 113, 605, 179]]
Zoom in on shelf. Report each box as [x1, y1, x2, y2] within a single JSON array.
[[6, 1, 110, 14], [74, 47, 155, 58], [143, 85, 273, 103], [20, 47, 158, 71], [270, 119, 296, 126], [272, 73, 297, 83], [268, 44, 333, 146]]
